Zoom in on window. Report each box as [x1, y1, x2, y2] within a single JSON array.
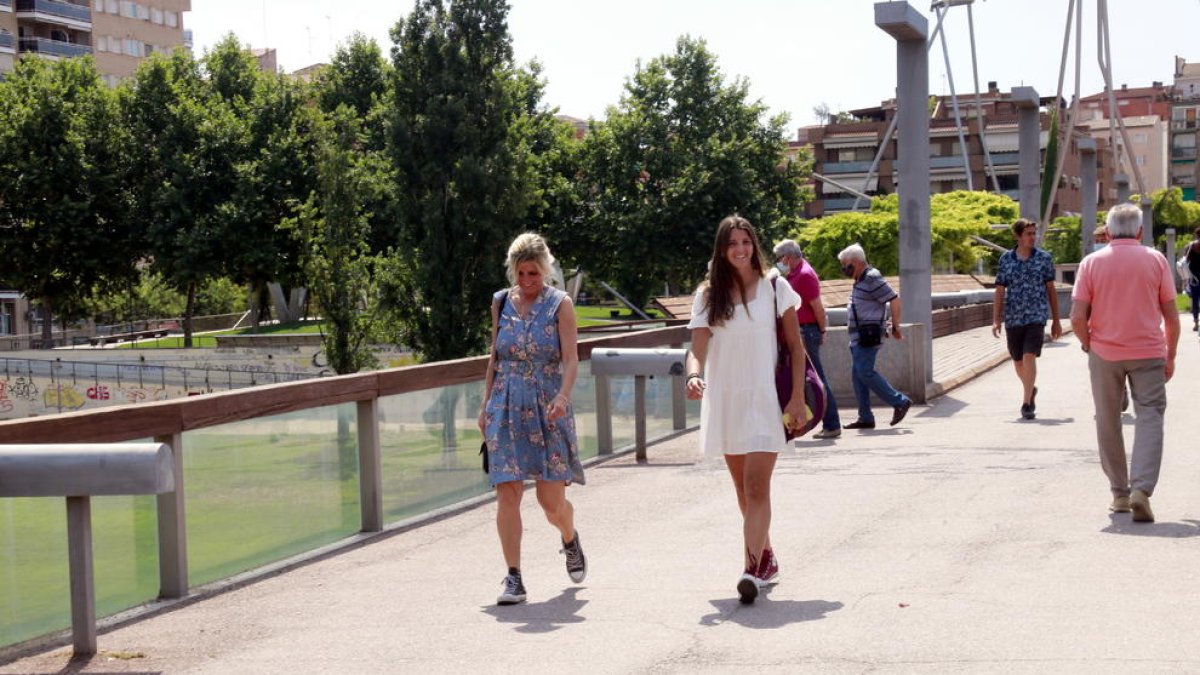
[[138, 3, 149, 20], [1136, 155, 1146, 166], [93, 0, 105, 11], [124, 38, 139, 56], [1134, 132, 1146, 144], [121, 1, 137, 18], [106, 0, 118, 12], [143, 42, 152, 56], [95, 35, 107, 51], [151, 7, 162, 23], [165, 11, 177, 27]]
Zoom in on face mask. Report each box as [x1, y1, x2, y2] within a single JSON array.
[[841, 264, 856, 278], [775, 262, 790, 275]]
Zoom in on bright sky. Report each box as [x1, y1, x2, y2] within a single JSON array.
[[187, 0, 1200, 132]]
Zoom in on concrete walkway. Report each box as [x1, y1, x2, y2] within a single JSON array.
[[5, 321, 1200, 674]]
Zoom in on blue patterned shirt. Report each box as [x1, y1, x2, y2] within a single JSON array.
[[995, 247, 1055, 327]]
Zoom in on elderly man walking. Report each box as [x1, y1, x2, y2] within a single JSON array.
[[992, 218, 1062, 420], [1070, 204, 1180, 522], [838, 243, 912, 430], [773, 239, 841, 438]]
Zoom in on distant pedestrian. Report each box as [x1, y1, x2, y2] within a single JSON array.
[[772, 239, 841, 439], [479, 233, 587, 605], [1070, 204, 1180, 522], [1180, 226, 1200, 332], [1093, 225, 1110, 251], [838, 243, 912, 430], [991, 218, 1062, 420], [685, 215, 808, 605]]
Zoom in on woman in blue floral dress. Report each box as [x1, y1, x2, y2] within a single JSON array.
[[478, 233, 586, 606]]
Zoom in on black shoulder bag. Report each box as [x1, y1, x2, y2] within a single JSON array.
[[850, 280, 884, 348], [480, 293, 509, 474]]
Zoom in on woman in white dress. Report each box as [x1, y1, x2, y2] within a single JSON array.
[[684, 214, 808, 604]]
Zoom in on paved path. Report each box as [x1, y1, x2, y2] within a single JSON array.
[[5, 321, 1200, 674]]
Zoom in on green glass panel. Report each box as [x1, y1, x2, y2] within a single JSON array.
[[183, 403, 361, 586]]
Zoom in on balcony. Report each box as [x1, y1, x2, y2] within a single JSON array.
[[18, 35, 90, 58], [0, 0, 12, 10], [14, 0, 90, 28], [989, 152, 1020, 166], [0, 33, 12, 50], [1171, 119, 1198, 132], [823, 197, 866, 211], [930, 155, 966, 170], [1171, 147, 1197, 161], [822, 160, 873, 174]]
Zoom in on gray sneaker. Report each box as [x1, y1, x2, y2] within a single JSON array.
[[561, 532, 587, 583], [813, 427, 841, 439], [497, 572, 527, 605]]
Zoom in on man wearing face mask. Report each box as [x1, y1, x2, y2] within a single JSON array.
[[838, 243, 912, 429], [773, 239, 841, 438]]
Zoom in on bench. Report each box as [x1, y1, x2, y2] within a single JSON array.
[[0, 444, 176, 655]]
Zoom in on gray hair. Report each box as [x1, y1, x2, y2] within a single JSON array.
[[1105, 203, 1142, 239], [772, 239, 804, 260], [837, 243, 867, 264]]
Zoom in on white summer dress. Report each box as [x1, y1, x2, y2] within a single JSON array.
[[687, 275, 800, 458]]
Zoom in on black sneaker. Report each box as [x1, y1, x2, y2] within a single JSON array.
[[1030, 386, 1038, 412], [845, 420, 875, 430], [560, 532, 587, 583], [497, 571, 527, 605], [1020, 403, 1035, 420], [890, 400, 912, 426]]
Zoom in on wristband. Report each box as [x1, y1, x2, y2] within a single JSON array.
[[686, 373, 702, 381]]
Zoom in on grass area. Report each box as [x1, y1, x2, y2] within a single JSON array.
[[576, 304, 664, 327], [116, 320, 326, 349]]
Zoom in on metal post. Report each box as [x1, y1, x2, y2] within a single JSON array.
[[1013, 86, 1042, 223], [671, 344, 686, 430], [876, 2, 932, 383], [356, 399, 383, 532], [1167, 229, 1179, 290], [1115, 174, 1130, 203], [154, 432, 187, 599], [595, 374, 612, 455], [634, 375, 647, 462], [1141, 201, 1154, 247], [66, 495, 97, 655], [1079, 138, 1098, 254]]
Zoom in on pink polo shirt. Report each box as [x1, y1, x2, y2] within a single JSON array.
[[1072, 239, 1176, 361]]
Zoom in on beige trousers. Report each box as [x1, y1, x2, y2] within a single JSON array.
[[1087, 351, 1167, 497]]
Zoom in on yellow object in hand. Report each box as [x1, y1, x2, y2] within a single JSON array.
[[782, 405, 814, 427]]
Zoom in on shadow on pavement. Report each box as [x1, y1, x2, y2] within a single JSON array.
[[480, 587, 587, 634], [917, 396, 967, 418], [699, 596, 843, 628], [1101, 517, 1200, 538]]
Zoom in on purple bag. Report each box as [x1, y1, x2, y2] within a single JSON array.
[[773, 278, 827, 439]]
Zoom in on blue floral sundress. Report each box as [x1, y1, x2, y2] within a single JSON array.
[[484, 285, 585, 486]]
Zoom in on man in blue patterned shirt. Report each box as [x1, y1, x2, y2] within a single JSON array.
[[992, 218, 1062, 420]]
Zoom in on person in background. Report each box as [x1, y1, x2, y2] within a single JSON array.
[[1093, 225, 1110, 251], [1070, 204, 1179, 522], [772, 239, 841, 439], [838, 243, 912, 430], [685, 215, 807, 605], [479, 233, 587, 606], [1180, 226, 1200, 332], [992, 218, 1062, 420]]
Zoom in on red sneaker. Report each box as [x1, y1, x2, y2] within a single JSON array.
[[756, 548, 780, 586]]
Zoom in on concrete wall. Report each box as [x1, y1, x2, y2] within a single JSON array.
[[819, 322, 928, 405]]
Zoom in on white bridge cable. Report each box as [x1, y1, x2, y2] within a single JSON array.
[[967, 3, 1000, 192], [1097, 0, 1147, 197], [935, 6, 974, 191], [1041, 0, 1083, 235]]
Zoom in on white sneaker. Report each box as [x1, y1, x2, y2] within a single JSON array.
[[737, 573, 759, 604]]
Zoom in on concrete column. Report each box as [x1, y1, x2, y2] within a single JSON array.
[[356, 399, 383, 532], [66, 496, 97, 655], [1115, 174, 1130, 203], [1079, 139, 1097, 255], [595, 374, 612, 455], [1141, 201, 1154, 247], [876, 2, 931, 383], [1013, 87, 1042, 223]]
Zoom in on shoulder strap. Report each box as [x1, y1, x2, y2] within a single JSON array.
[[491, 293, 507, 359]]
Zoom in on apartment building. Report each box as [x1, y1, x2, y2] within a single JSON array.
[[0, 0, 190, 86], [803, 84, 1115, 219], [1170, 56, 1200, 201], [1078, 83, 1171, 195]]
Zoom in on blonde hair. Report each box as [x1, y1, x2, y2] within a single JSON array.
[[505, 232, 556, 285]]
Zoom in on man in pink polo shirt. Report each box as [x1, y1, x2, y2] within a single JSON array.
[[1070, 203, 1180, 522]]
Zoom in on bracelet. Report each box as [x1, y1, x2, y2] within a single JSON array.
[[553, 394, 570, 405], [686, 373, 702, 381]]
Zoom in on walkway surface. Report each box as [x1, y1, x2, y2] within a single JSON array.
[[5, 321, 1200, 674]]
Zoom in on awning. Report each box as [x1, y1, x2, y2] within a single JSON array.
[[821, 175, 878, 194], [823, 137, 879, 150], [984, 130, 1049, 153]]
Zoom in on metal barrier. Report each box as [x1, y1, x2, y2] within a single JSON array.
[[0, 444, 178, 656], [590, 348, 687, 461]]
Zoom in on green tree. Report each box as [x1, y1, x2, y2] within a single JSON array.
[[566, 36, 807, 307], [385, 0, 542, 361], [1151, 187, 1200, 242], [0, 57, 136, 345], [292, 108, 379, 375], [122, 44, 247, 346]]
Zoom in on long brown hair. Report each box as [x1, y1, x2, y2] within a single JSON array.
[[701, 214, 768, 326]]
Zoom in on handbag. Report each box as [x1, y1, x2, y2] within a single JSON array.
[[479, 441, 489, 473], [850, 297, 883, 348], [772, 278, 826, 439]]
